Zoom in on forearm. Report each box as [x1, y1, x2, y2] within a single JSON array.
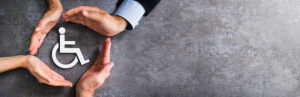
[[0, 55, 29, 73], [47, 0, 63, 11]]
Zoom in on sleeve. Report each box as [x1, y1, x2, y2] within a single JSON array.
[[113, 0, 145, 30], [135, 0, 161, 16], [113, 0, 161, 30]]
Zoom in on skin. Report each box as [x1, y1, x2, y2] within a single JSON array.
[[27, 1, 116, 95], [30, 4, 128, 55], [76, 38, 114, 97], [29, 0, 63, 55], [0, 55, 72, 87], [62, 6, 128, 36]]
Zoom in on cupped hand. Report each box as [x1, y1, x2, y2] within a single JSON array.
[[29, 6, 63, 55], [76, 38, 114, 97], [24, 56, 72, 87], [62, 6, 127, 36]]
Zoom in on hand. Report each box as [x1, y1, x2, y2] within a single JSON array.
[[76, 38, 114, 97], [62, 6, 128, 36], [23, 56, 72, 87], [29, 3, 63, 55]]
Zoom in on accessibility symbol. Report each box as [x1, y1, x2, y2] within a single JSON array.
[[52, 27, 90, 69]]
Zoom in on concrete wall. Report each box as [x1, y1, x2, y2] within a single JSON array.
[[1, 0, 300, 97]]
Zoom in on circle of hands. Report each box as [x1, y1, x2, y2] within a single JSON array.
[[25, 38, 113, 94], [25, 5, 120, 96]]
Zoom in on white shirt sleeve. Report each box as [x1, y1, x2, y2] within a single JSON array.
[[113, 0, 146, 30]]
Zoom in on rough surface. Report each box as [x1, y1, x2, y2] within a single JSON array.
[[1, 0, 300, 97]]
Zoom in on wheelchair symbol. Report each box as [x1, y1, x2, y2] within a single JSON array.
[[52, 27, 89, 69]]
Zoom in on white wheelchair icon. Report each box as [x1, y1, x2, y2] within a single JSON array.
[[52, 27, 89, 69]]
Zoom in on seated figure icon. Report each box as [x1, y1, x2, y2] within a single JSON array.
[[52, 27, 89, 69]]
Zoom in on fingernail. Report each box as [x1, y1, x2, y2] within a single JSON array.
[[47, 78, 51, 83], [83, 11, 88, 15], [35, 27, 40, 31], [105, 38, 110, 42]]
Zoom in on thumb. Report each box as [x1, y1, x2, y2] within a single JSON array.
[[82, 11, 104, 22]]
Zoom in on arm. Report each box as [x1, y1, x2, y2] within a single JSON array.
[[76, 38, 114, 97], [0, 55, 72, 87], [135, 0, 161, 16], [62, 6, 128, 36], [62, 0, 161, 36], [29, 0, 63, 55], [0, 55, 28, 73]]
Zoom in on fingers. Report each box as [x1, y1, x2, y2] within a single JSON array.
[[62, 6, 102, 19], [94, 50, 102, 65], [29, 32, 38, 52], [96, 39, 106, 65], [102, 38, 111, 64], [32, 33, 41, 55], [51, 70, 65, 80], [81, 11, 105, 22], [29, 19, 48, 55], [36, 60, 72, 87], [29, 38, 38, 55], [63, 6, 108, 24], [96, 38, 110, 65], [98, 62, 114, 79], [64, 14, 85, 22], [48, 79, 73, 87], [35, 73, 72, 87], [35, 67, 52, 83], [29, 30, 40, 55], [37, 34, 46, 49], [70, 20, 86, 26], [47, 69, 72, 87]]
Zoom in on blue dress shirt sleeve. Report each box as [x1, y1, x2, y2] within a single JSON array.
[[113, 0, 145, 30]]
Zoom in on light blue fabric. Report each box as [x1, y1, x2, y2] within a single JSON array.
[[113, 0, 145, 30]]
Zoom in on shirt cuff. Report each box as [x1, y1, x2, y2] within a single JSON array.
[[113, 0, 145, 30]]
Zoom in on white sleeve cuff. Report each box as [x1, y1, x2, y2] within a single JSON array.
[[113, 0, 145, 30]]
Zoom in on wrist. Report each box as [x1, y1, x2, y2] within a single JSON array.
[[112, 15, 128, 31], [47, 0, 63, 12], [20, 55, 31, 69]]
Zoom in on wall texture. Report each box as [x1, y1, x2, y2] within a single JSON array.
[[1, 0, 300, 97]]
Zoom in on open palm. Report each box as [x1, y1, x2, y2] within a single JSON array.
[[62, 6, 127, 36], [25, 56, 72, 87], [29, 7, 63, 55], [76, 38, 114, 95]]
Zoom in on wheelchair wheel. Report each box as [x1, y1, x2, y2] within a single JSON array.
[[52, 43, 78, 69]]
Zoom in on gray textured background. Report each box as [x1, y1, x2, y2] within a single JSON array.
[[0, 0, 300, 97]]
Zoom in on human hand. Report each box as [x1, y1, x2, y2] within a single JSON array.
[[62, 6, 128, 36], [29, 2, 63, 55], [76, 38, 114, 97], [23, 56, 72, 87]]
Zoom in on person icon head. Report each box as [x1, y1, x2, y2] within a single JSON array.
[[59, 27, 66, 34]]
